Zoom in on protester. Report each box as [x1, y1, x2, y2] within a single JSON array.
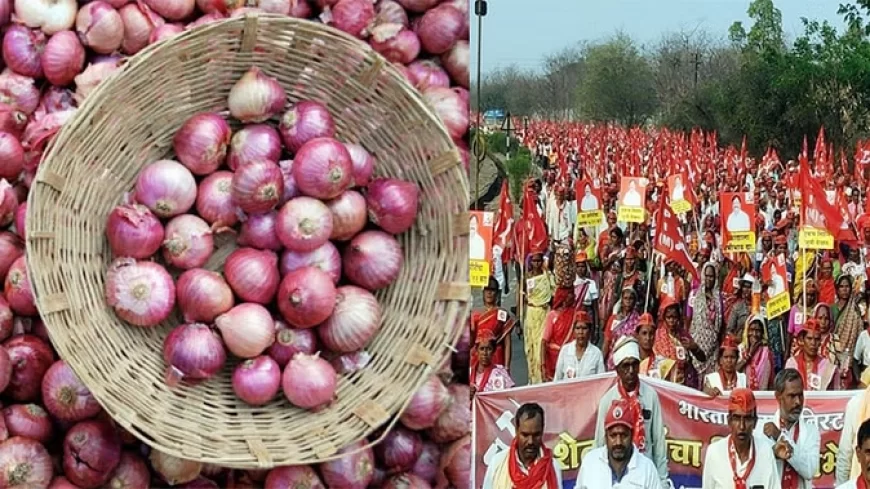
[[701, 388, 782, 488], [837, 419, 870, 489], [594, 336, 669, 485], [524, 251, 556, 384], [654, 298, 705, 388], [577, 399, 663, 488], [603, 287, 641, 368], [470, 277, 515, 370], [837, 384, 870, 484], [482, 403, 563, 489], [471, 330, 515, 397], [703, 335, 751, 396], [553, 310, 604, 381], [737, 315, 775, 390], [785, 318, 841, 391], [687, 263, 724, 379]]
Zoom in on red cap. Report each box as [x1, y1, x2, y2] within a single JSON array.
[[721, 334, 739, 352], [475, 329, 496, 345], [638, 313, 655, 326], [605, 399, 636, 431], [729, 388, 756, 413], [575, 310, 591, 324], [801, 318, 820, 335]]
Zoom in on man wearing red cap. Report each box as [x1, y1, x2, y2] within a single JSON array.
[[577, 399, 662, 488], [784, 318, 841, 391], [482, 403, 562, 489], [553, 310, 604, 381], [702, 388, 782, 488]]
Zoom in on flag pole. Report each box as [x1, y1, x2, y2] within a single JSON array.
[[644, 250, 656, 313]]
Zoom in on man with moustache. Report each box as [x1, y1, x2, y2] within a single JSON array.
[[756, 368, 820, 489], [702, 388, 783, 488], [577, 399, 662, 488], [483, 402, 562, 489], [838, 419, 870, 489]]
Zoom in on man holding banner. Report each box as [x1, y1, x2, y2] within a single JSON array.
[[482, 403, 563, 489]]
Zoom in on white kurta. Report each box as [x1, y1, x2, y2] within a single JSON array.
[[703, 372, 748, 394], [701, 434, 781, 489], [837, 391, 866, 485], [576, 445, 663, 489], [553, 342, 604, 381], [573, 276, 599, 306], [752, 409, 820, 489], [837, 480, 859, 489], [481, 447, 563, 489], [546, 199, 576, 242]]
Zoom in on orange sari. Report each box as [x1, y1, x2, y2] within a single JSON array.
[[542, 288, 576, 381], [470, 307, 514, 367]]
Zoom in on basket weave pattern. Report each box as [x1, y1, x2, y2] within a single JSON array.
[[25, 14, 469, 468]]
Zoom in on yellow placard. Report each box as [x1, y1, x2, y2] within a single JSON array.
[[577, 210, 603, 227], [767, 292, 791, 320], [799, 227, 834, 250], [470, 260, 490, 288], [617, 206, 644, 224], [671, 199, 692, 214], [724, 232, 756, 253]]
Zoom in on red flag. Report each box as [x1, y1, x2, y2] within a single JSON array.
[[492, 180, 514, 264], [798, 154, 845, 236], [654, 200, 699, 281], [515, 184, 548, 260]]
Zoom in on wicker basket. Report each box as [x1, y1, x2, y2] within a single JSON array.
[[26, 14, 469, 469]]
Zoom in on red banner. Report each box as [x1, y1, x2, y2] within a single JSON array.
[[473, 373, 852, 489]]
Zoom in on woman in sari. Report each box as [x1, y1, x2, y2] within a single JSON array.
[[598, 258, 622, 333], [724, 274, 753, 338], [686, 262, 723, 380], [470, 330, 514, 398], [541, 286, 576, 382], [636, 314, 662, 378], [653, 297, 705, 388], [523, 251, 555, 385], [817, 257, 837, 305], [787, 279, 819, 358], [703, 335, 752, 396], [832, 274, 853, 324], [834, 275, 864, 389], [815, 303, 836, 362], [737, 315, 774, 390], [603, 287, 640, 369], [470, 277, 515, 369]]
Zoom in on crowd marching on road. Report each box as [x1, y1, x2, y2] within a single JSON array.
[[470, 119, 870, 488]]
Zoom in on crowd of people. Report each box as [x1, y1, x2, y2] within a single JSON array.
[[470, 120, 870, 488]]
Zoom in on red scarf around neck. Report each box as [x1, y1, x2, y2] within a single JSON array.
[[473, 364, 494, 392], [719, 368, 737, 391], [508, 437, 558, 489], [795, 353, 819, 389], [617, 381, 646, 452], [728, 437, 757, 489], [780, 419, 801, 489], [859, 475, 870, 489]]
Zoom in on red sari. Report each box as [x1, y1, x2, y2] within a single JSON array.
[[470, 307, 514, 367], [817, 278, 836, 305], [542, 288, 576, 381]]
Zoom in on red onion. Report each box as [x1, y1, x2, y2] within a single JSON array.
[[224, 247, 280, 304], [149, 23, 183, 43], [326, 190, 367, 241], [276, 266, 336, 329], [231, 160, 284, 214], [144, 0, 195, 21], [0, 179, 16, 228], [2, 26, 46, 79], [134, 160, 197, 218], [343, 230, 403, 291], [407, 60, 450, 90], [76, 2, 124, 54], [4, 256, 35, 317], [196, 171, 239, 227], [278, 160, 300, 204], [278, 101, 335, 153], [382, 473, 431, 489], [36, 86, 76, 116], [163, 323, 227, 386], [227, 67, 286, 123], [441, 40, 468, 88], [0, 133, 23, 181], [276, 196, 333, 252], [150, 450, 202, 485], [422, 86, 467, 140], [321, 0, 375, 38], [41, 361, 101, 423], [162, 214, 214, 269], [232, 355, 281, 406], [411, 440, 439, 484], [280, 242, 341, 283], [343, 143, 374, 187], [73, 59, 122, 103], [4, 335, 53, 402], [0, 71, 40, 115], [106, 204, 165, 259], [0, 104, 26, 139], [215, 303, 275, 358], [264, 466, 325, 489], [281, 352, 337, 410], [440, 435, 470, 489], [180, 478, 219, 489], [3, 405, 52, 443], [0, 437, 53, 488], [194, 0, 237, 14], [292, 138, 353, 200], [173, 113, 231, 175], [400, 375, 449, 430], [104, 258, 176, 327], [452, 320, 470, 373], [118, 2, 163, 55], [48, 477, 81, 489], [366, 178, 419, 234], [15, 0, 78, 34], [0, 346, 10, 392], [267, 321, 317, 367], [395, 0, 436, 12], [41, 31, 85, 86], [176, 269, 234, 323], [375, 426, 422, 473], [318, 441, 374, 489], [238, 211, 282, 250], [375, 0, 408, 26], [0, 233, 23, 284], [369, 24, 419, 64], [426, 383, 470, 443], [331, 350, 372, 374], [228, 124, 281, 170], [416, 4, 463, 54], [63, 420, 121, 489], [289, 0, 313, 17], [105, 451, 149, 489], [318, 286, 381, 353]]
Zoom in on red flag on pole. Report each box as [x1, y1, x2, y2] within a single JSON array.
[[654, 200, 699, 281], [493, 179, 514, 264]]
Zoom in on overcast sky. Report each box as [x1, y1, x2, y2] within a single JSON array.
[[470, 0, 847, 78]]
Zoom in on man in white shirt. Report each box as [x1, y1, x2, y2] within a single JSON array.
[[470, 214, 486, 261], [595, 336, 670, 485], [671, 175, 685, 202], [622, 180, 643, 207], [726, 194, 752, 233], [755, 368, 819, 489], [577, 399, 662, 488], [702, 388, 783, 488], [545, 187, 576, 245], [482, 403, 563, 489], [579, 183, 600, 212], [837, 385, 870, 485], [837, 418, 870, 489]]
